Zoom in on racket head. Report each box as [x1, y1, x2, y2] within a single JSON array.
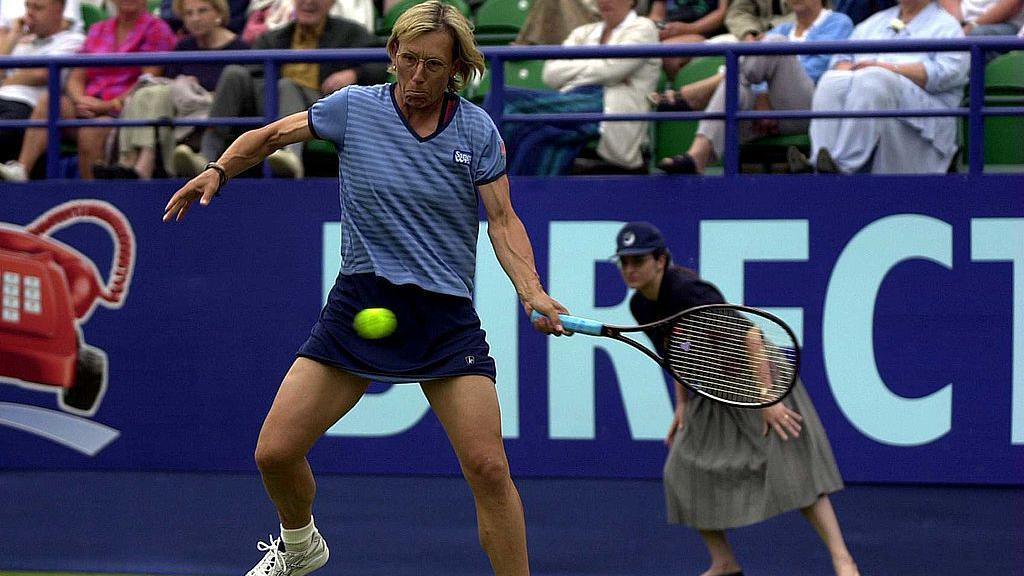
[[663, 304, 800, 408]]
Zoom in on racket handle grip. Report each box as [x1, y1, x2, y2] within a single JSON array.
[[529, 311, 603, 336]]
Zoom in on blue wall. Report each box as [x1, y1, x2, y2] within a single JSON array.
[[1, 175, 1022, 485]]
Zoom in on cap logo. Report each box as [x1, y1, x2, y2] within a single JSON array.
[[622, 232, 636, 246]]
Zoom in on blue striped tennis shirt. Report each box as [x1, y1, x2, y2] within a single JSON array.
[[309, 83, 506, 299]]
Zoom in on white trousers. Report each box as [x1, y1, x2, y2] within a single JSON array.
[[810, 67, 951, 174]]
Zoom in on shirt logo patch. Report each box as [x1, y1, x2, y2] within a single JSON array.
[[453, 150, 473, 165]]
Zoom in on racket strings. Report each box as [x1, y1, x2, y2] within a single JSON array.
[[670, 331, 789, 372], [665, 309, 797, 405]]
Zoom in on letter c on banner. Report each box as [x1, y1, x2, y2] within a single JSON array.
[[824, 215, 952, 446]]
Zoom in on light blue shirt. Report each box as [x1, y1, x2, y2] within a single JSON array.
[[768, 11, 855, 84], [829, 2, 968, 154], [309, 84, 506, 299]]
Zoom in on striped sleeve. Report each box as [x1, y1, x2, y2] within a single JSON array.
[[474, 116, 506, 185], [309, 87, 351, 149]]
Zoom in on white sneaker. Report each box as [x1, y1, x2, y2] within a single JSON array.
[[0, 160, 28, 182], [245, 531, 329, 576], [267, 149, 304, 179], [172, 144, 208, 178]]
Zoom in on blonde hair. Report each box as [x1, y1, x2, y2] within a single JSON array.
[[387, 0, 485, 93], [172, 0, 230, 23]]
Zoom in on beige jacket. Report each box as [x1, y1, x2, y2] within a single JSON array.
[[725, 0, 794, 39], [541, 11, 661, 169]]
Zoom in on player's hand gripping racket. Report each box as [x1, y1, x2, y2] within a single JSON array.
[[532, 304, 799, 408]]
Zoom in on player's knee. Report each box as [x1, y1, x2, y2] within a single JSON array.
[[254, 437, 299, 473], [461, 451, 511, 491]]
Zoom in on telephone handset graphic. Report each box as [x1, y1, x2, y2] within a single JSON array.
[[0, 201, 135, 416]]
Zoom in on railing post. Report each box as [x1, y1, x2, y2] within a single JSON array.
[[263, 58, 279, 178], [484, 54, 505, 127], [45, 63, 61, 180], [967, 45, 985, 177], [723, 50, 740, 177]]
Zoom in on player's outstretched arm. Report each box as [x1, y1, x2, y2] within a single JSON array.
[[478, 175, 567, 335], [163, 111, 313, 222]]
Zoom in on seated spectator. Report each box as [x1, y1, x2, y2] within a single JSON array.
[[791, 0, 968, 173], [161, 0, 251, 33], [939, 0, 1023, 60], [0, 0, 84, 163], [0, 0, 82, 34], [95, 0, 247, 179], [725, 0, 793, 40], [832, 0, 897, 24], [649, 0, 729, 79], [657, 0, 852, 174], [492, 0, 660, 175], [173, 0, 386, 178], [0, 0, 176, 181], [513, 0, 600, 45], [241, 0, 375, 43]]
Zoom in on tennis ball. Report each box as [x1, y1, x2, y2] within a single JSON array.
[[353, 307, 397, 339]]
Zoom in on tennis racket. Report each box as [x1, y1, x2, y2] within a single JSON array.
[[532, 304, 799, 408]]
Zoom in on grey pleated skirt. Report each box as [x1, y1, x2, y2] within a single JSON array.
[[663, 380, 843, 530]]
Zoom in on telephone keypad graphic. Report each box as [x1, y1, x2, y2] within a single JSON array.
[[2, 270, 43, 325]]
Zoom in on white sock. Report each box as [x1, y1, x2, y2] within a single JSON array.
[[281, 516, 315, 552]]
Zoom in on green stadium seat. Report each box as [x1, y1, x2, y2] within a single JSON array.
[[984, 51, 1024, 94], [475, 0, 530, 32], [652, 56, 723, 166], [377, 0, 472, 36], [960, 51, 1024, 170], [462, 59, 550, 103], [505, 59, 548, 90], [80, 3, 107, 31], [474, 0, 531, 44]]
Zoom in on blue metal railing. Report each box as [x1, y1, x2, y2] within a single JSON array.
[[0, 36, 1021, 178]]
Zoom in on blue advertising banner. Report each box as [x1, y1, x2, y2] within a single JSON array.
[[1, 176, 1021, 485]]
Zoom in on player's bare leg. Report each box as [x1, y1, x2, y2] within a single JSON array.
[[256, 357, 370, 527], [422, 375, 529, 575], [245, 358, 369, 575], [800, 495, 859, 576], [697, 530, 742, 576]]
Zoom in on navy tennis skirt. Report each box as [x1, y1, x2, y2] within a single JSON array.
[[297, 273, 496, 383]]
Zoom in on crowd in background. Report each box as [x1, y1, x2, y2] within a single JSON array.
[[0, 0, 1020, 180]]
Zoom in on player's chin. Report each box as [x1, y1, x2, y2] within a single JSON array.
[[404, 93, 437, 108]]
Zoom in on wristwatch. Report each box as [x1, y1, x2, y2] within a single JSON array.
[[204, 161, 227, 195]]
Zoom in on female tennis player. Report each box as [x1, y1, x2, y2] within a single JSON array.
[[163, 3, 566, 574], [614, 222, 859, 576]]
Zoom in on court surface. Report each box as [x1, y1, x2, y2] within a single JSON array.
[[1, 471, 1021, 575]]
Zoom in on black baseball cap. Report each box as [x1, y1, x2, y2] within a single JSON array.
[[614, 221, 666, 257]]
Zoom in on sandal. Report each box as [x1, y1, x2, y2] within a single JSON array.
[[658, 153, 699, 174], [787, 146, 813, 174], [648, 90, 693, 112]]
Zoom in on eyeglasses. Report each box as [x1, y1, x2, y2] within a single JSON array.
[[396, 52, 449, 75]]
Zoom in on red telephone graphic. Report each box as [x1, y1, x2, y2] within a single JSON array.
[[0, 200, 135, 416]]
